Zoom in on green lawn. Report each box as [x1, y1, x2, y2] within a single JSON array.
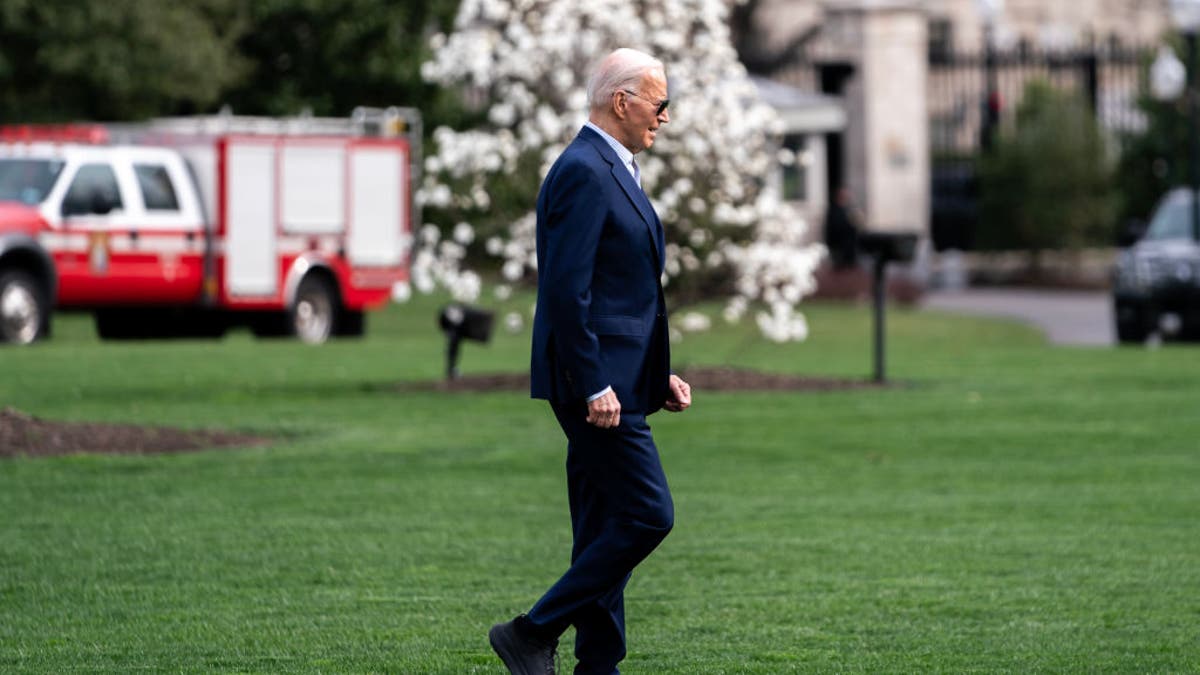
[[1, 296, 1197, 673]]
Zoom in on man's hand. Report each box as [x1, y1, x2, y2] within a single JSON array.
[[586, 390, 622, 428], [664, 373, 691, 412]]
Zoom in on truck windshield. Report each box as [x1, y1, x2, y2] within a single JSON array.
[[1145, 191, 1198, 241], [0, 158, 65, 205]]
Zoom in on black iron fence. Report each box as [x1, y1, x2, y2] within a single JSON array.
[[929, 42, 1150, 250]]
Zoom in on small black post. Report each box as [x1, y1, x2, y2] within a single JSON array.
[[857, 231, 918, 385], [445, 330, 463, 380], [871, 255, 887, 383], [438, 304, 496, 381]]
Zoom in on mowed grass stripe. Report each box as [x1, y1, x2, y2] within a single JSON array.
[[1, 295, 1197, 672]]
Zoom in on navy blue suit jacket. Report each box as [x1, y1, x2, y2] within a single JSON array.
[[531, 126, 671, 414]]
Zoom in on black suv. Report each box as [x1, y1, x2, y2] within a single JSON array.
[[1113, 187, 1200, 343]]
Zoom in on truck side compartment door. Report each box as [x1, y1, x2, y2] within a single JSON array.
[[223, 138, 279, 302]]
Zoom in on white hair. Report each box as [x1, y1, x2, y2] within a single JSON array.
[[586, 48, 665, 111]]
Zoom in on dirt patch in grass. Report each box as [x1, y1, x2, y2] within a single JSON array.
[[0, 407, 269, 459], [4, 368, 880, 457], [398, 366, 886, 393]]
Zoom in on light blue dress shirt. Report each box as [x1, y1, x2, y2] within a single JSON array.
[[585, 121, 640, 188]]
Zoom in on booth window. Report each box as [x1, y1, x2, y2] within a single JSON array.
[[781, 134, 808, 203]]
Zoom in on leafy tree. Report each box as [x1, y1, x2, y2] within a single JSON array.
[[218, 0, 462, 119], [416, 0, 823, 342], [0, 0, 463, 123], [977, 79, 1116, 271], [0, 0, 245, 121], [1114, 39, 1198, 227]]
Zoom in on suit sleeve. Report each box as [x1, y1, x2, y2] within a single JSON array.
[[541, 161, 608, 400]]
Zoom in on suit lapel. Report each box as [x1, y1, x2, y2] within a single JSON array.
[[611, 164, 660, 230], [578, 128, 663, 264]]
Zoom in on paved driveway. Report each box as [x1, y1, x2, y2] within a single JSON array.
[[920, 288, 1114, 347]]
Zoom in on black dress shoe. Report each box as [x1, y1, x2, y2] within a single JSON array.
[[488, 615, 558, 675]]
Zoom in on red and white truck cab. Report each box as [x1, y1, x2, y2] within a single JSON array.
[[0, 110, 416, 344]]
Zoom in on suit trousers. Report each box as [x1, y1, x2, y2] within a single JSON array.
[[527, 402, 674, 674]]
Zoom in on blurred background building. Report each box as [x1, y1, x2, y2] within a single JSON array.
[[736, 0, 1176, 288]]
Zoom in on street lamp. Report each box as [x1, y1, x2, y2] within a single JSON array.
[[1150, 45, 1186, 101], [1167, 0, 1200, 241], [976, 0, 1004, 150]]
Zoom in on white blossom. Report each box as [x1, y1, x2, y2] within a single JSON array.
[[415, 0, 824, 341], [679, 311, 711, 332], [723, 295, 747, 323], [504, 311, 524, 332], [453, 222, 476, 245], [756, 303, 809, 343], [452, 270, 482, 302], [502, 260, 524, 281]]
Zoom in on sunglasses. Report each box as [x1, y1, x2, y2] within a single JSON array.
[[622, 89, 670, 116]]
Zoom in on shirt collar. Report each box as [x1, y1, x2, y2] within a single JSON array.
[[585, 121, 637, 179]]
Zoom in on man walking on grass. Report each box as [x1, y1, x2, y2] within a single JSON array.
[[489, 47, 693, 675]]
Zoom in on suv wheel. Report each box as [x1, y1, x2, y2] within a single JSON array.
[[0, 270, 48, 345], [1114, 300, 1150, 344]]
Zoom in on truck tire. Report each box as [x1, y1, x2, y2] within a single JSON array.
[[96, 308, 227, 340], [290, 274, 336, 344], [335, 309, 365, 337], [0, 270, 49, 345], [94, 310, 141, 339]]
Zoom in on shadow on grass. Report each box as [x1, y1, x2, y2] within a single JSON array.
[[385, 367, 894, 393]]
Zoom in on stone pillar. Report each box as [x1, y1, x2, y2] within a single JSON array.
[[823, 0, 929, 237]]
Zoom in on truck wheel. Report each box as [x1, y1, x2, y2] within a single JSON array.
[[96, 309, 227, 340], [95, 310, 139, 339], [0, 270, 48, 345], [335, 309, 365, 337], [291, 275, 336, 344]]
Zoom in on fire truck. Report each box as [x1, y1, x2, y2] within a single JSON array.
[[0, 107, 418, 345]]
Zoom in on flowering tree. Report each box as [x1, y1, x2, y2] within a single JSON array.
[[414, 0, 824, 341]]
